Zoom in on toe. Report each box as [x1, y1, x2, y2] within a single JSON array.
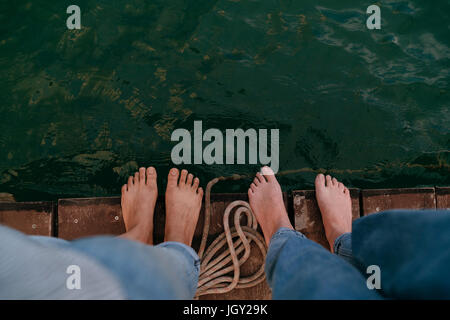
[[192, 177, 199, 190], [250, 183, 257, 192], [139, 167, 146, 185], [179, 169, 188, 186], [187, 173, 194, 186], [121, 184, 127, 194], [146, 167, 157, 187], [338, 182, 344, 190], [127, 176, 134, 188], [167, 168, 179, 188], [253, 177, 260, 186], [325, 175, 332, 187], [134, 172, 140, 184], [197, 187, 204, 198], [314, 174, 326, 190], [256, 172, 265, 183], [332, 177, 338, 186], [344, 187, 349, 194], [261, 166, 275, 182]]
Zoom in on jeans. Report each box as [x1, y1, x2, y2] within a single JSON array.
[[1, 210, 449, 299], [265, 210, 450, 300], [0, 225, 199, 299], [265, 228, 381, 299]]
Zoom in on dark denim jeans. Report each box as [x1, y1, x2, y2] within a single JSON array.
[[265, 210, 450, 299], [265, 228, 381, 299]]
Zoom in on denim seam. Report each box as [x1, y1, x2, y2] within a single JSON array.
[[333, 234, 342, 254], [334, 233, 353, 261]]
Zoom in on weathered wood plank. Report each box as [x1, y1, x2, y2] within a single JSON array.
[[57, 194, 266, 241], [0, 202, 54, 236], [58, 197, 125, 240], [293, 189, 360, 251], [361, 188, 436, 215], [436, 187, 450, 209]]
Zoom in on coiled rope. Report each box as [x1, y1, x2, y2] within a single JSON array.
[[195, 174, 267, 297]]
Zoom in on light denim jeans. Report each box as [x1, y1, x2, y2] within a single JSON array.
[[0, 225, 199, 299], [1, 209, 450, 299]]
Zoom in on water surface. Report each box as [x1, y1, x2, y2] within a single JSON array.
[[0, 0, 449, 200]]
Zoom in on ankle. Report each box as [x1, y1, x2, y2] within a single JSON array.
[[274, 219, 293, 233], [164, 229, 190, 246], [264, 219, 293, 246], [121, 225, 150, 243], [327, 230, 347, 253]]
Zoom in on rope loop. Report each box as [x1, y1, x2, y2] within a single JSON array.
[[195, 177, 267, 297]]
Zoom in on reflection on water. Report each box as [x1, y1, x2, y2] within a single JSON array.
[[0, 0, 449, 200]]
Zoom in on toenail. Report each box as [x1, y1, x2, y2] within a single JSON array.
[[148, 167, 155, 174], [171, 169, 177, 175]]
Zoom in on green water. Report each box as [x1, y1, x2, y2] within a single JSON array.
[[0, 0, 449, 201]]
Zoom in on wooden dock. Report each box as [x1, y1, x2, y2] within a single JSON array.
[[0, 187, 449, 299]]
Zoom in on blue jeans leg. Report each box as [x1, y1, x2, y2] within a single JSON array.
[[68, 237, 200, 299], [265, 227, 382, 299], [352, 209, 450, 299], [1, 225, 200, 299], [29, 235, 71, 248], [0, 226, 124, 299], [333, 232, 364, 269], [30, 234, 200, 298], [29, 235, 201, 297]]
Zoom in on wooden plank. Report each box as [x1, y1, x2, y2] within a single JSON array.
[[57, 197, 170, 240], [58, 197, 125, 240], [293, 189, 360, 251], [362, 188, 436, 215], [58, 193, 279, 300], [57, 194, 257, 241], [436, 187, 450, 209], [0, 201, 54, 236]]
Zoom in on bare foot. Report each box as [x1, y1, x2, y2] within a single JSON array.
[[248, 166, 293, 246], [120, 167, 158, 244], [165, 168, 203, 246], [315, 174, 352, 252]]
